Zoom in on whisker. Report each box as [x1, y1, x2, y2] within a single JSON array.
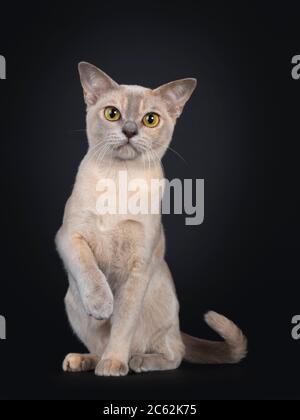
[[96, 144, 112, 168], [155, 142, 187, 165], [139, 136, 187, 165], [85, 143, 104, 165]]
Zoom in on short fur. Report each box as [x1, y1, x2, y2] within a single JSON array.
[[56, 63, 247, 376]]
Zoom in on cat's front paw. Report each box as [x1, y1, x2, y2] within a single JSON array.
[[83, 285, 114, 321], [95, 359, 129, 377]]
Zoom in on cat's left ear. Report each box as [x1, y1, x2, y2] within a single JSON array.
[[154, 78, 197, 119], [78, 62, 119, 107]]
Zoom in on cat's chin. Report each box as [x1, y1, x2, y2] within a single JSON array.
[[114, 144, 139, 161]]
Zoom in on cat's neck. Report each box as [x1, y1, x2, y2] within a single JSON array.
[[80, 151, 164, 182]]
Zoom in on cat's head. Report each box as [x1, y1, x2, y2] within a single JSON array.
[[79, 62, 197, 163]]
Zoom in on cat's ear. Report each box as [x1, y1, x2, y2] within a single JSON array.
[[78, 62, 119, 107], [154, 78, 197, 119]]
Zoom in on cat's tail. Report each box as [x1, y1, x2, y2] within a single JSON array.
[[181, 311, 247, 364]]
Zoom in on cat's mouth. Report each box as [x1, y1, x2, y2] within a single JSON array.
[[115, 142, 140, 161]]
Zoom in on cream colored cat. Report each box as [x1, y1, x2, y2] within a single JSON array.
[[55, 62, 247, 377]]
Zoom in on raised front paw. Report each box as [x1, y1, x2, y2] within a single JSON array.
[[83, 285, 114, 321], [95, 359, 129, 377]]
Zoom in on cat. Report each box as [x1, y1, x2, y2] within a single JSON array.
[[55, 62, 247, 377]]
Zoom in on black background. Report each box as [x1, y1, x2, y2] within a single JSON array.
[[0, 0, 299, 400]]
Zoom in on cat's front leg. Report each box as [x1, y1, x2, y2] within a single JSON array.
[[80, 272, 113, 321], [56, 229, 114, 320], [95, 260, 151, 377]]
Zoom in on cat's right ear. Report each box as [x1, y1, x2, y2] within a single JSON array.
[[78, 62, 119, 107]]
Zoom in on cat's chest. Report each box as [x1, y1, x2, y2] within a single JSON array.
[[88, 214, 150, 285], [74, 162, 162, 277]]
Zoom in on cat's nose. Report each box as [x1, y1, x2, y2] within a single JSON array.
[[122, 121, 138, 139]]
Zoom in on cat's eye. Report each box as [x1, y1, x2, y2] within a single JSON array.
[[104, 107, 121, 122], [143, 113, 160, 128]]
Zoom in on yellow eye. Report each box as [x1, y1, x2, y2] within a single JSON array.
[[143, 113, 160, 128], [104, 107, 121, 122]]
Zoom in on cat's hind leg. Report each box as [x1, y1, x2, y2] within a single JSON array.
[[63, 353, 100, 372], [129, 353, 181, 373], [129, 262, 185, 374], [130, 324, 184, 374]]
